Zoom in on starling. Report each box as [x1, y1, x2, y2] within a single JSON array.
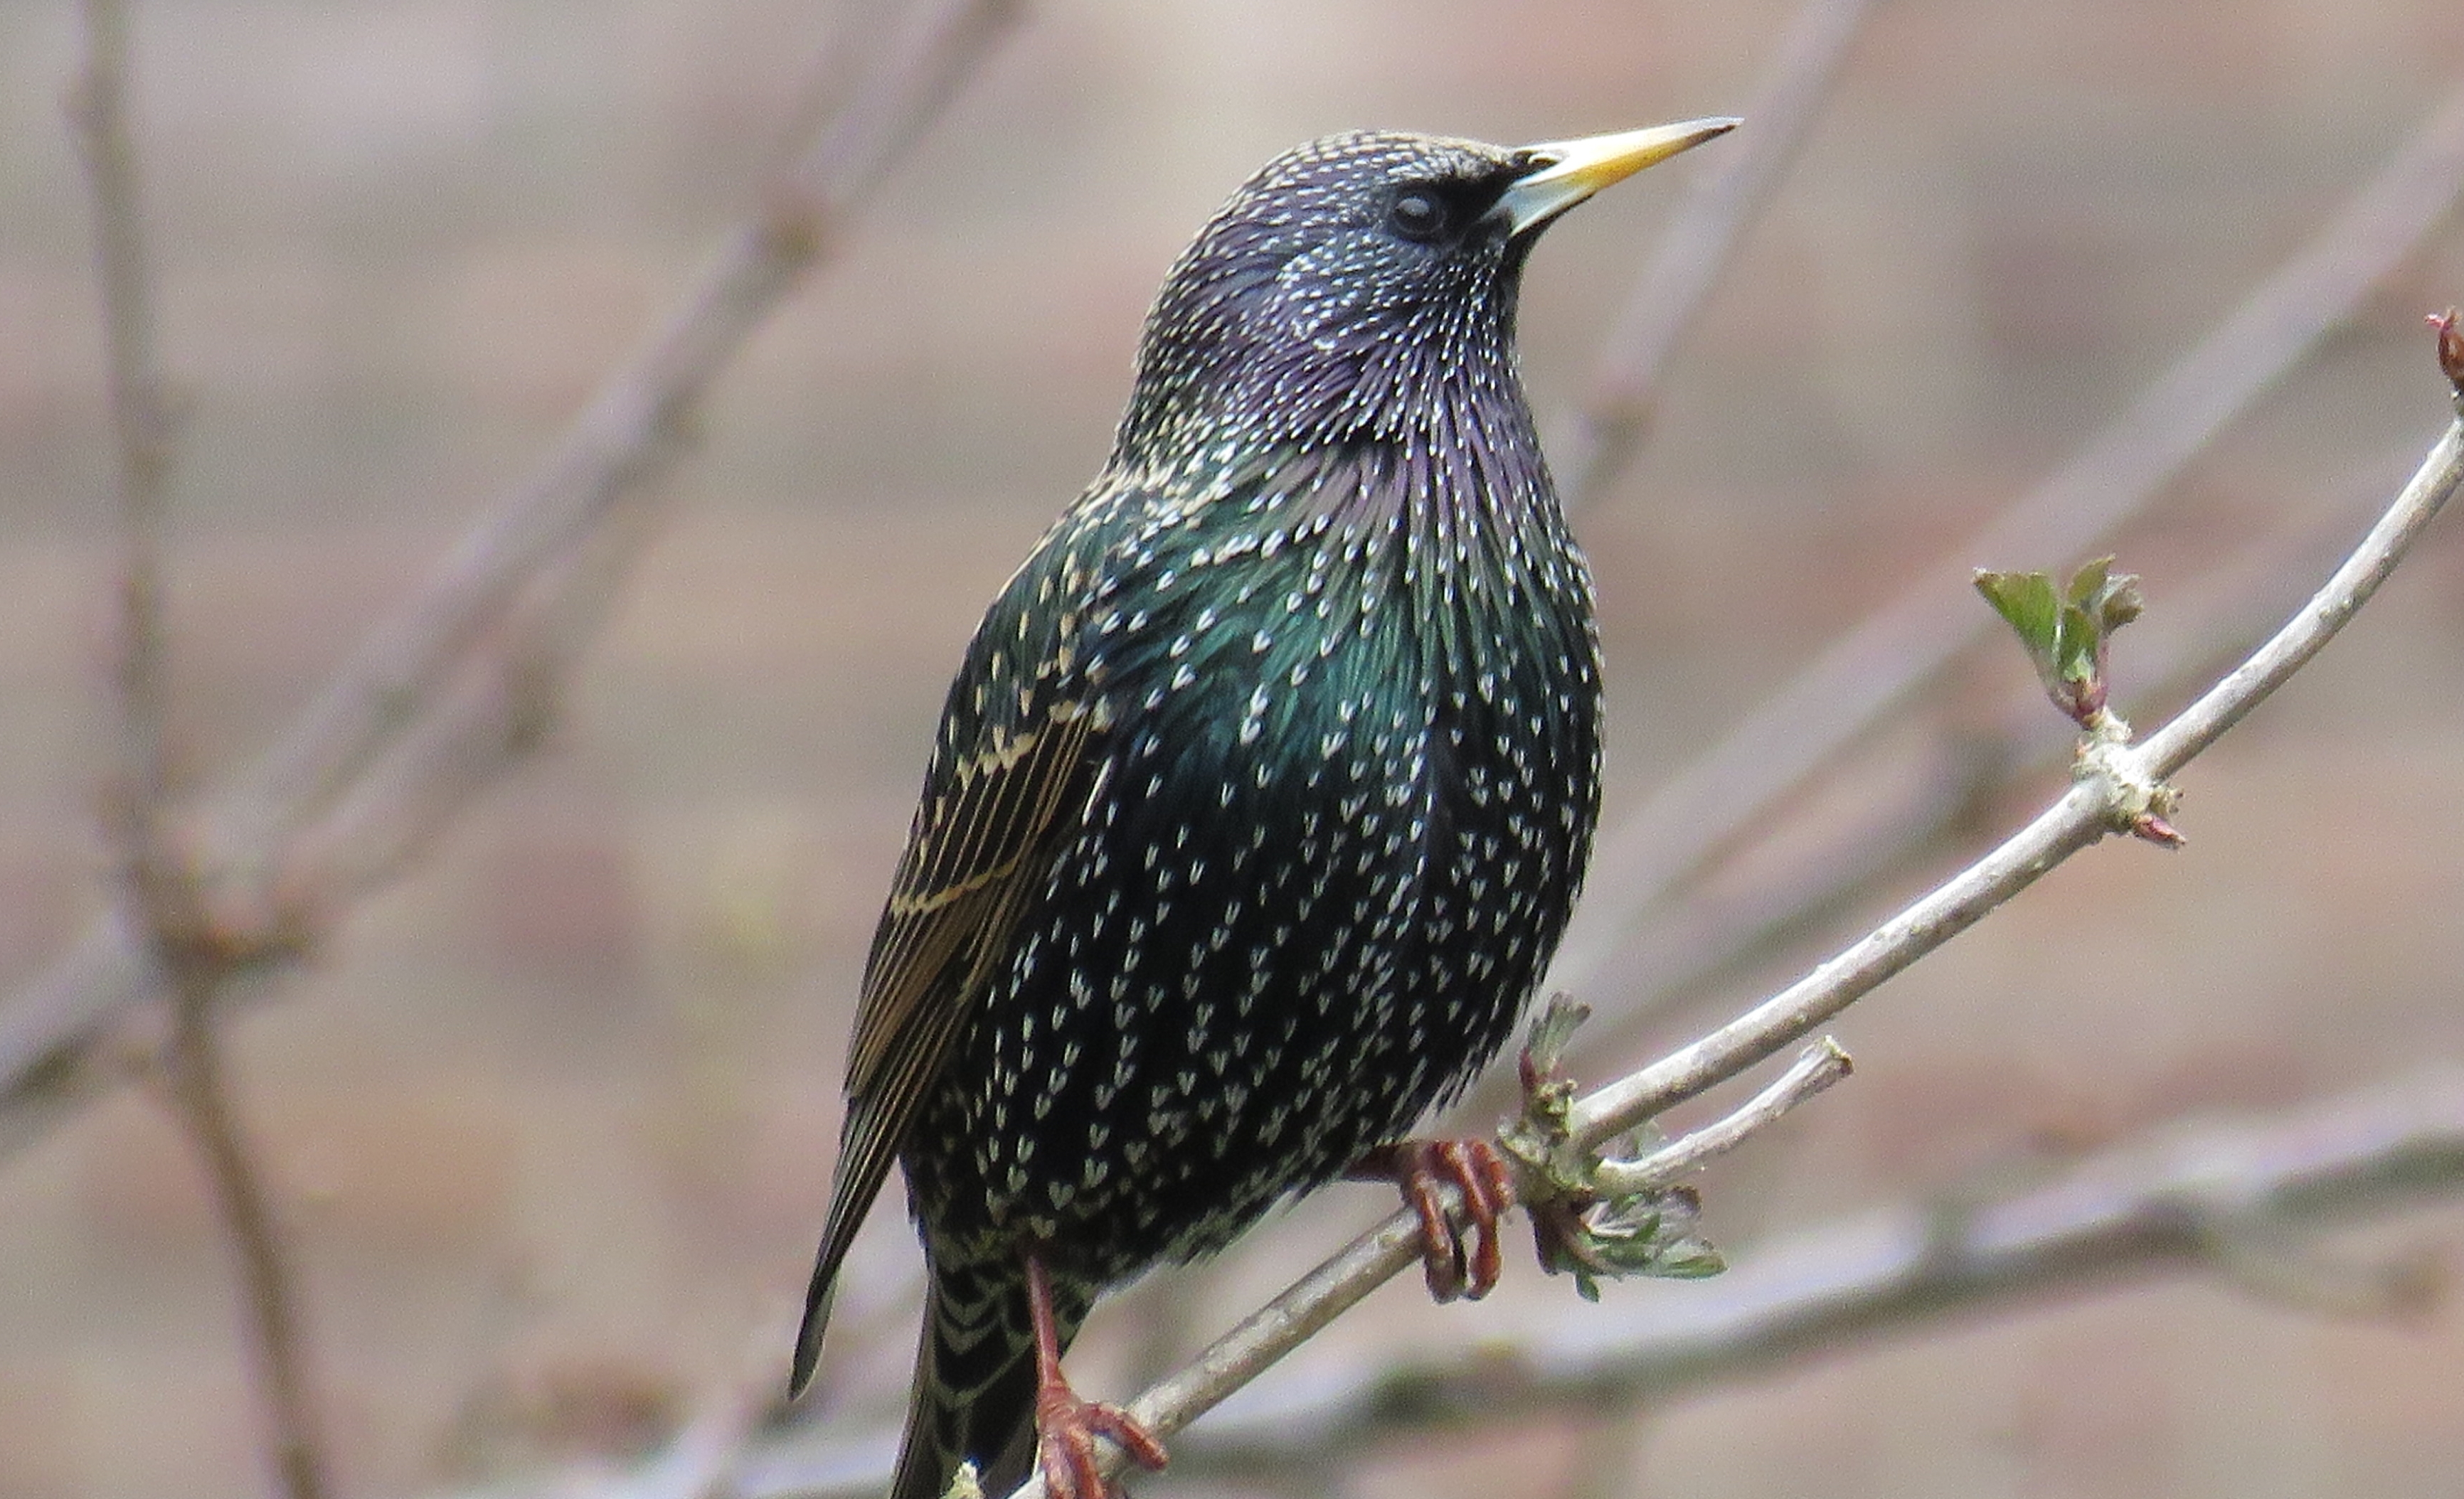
[[794, 117, 1738, 1499]]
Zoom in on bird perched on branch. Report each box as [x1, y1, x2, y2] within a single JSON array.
[[792, 117, 1737, 1499]]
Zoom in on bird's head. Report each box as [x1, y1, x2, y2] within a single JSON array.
[[1112, 120, 1736, 466]]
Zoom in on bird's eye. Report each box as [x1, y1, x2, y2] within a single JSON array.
[[1387, 188, 1451, 242]]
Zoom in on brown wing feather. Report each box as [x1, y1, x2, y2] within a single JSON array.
[[790, 703, 1100, 1394]]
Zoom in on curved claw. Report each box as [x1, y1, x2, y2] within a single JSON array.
[[1035, 1382, 1167, 1499], [1355, 1138, 1519, 1302]]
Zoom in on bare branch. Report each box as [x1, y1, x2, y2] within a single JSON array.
[[70, 0, 179, 910], [1148, 1068, 2464, 1479], [292, 497, 659, 905], [0, 0, 1024, 1153], [1563, 484, 2381, 1069], [1569, 415, 2463, 1151], [161, 993, 331, 1499], [208, 0, 1021, 865], [73, 5, 336, 1495], [2133, 428, 2464, 778], [1545, 83, 2464, 998], [1593, 1038, 1851, 1196], [1553, 0, 1880, 511], [711, 1069, 2464, 1496]]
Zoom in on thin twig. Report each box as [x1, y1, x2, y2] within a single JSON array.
[[1569, 415, 2464, 1149], [162, 988, 331, 1499], [1566, 484, 2381, 1065], [1594, 1039, 1851, 1195], [73, 5, 336, 1496], [292, 496, 661, 905], [70, 0, 179, 916], [989, 398, 2464, 1498], [0, 0, 1025, 1153], [1546, 82, 2464, 998], [207, 0, 1021, 866], [1552, 0, 1881, 511], [2130, 436, 2463, 774], [1147, 1068, 2464, 1480]]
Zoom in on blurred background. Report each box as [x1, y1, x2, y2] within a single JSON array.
[[3, 1, 2464, 1495]]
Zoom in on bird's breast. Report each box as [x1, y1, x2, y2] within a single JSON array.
[[918, 451, 1601, 1266]]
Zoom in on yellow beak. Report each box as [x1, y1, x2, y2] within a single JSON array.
[[1489, 117, 1742, 236]]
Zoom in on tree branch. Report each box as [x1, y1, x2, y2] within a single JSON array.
[[1567, 413, 2463, 1151], [73, 4, 333, 1494], [693, 1068, 2464, 1497], [207, 0, 1020, 864], [161, 994, 331, 1499], [1574, 486, 2375, 1054], [1147, 1067, 2464, 1480], [70, 0, 175, 872], [1593, 1038, 1851, 1196], [0, 0, 1024, 1156]]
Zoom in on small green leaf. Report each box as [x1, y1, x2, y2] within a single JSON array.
[[2065, 555, 2144, 633], [2096, 572, 2144, 632], [1650, 1237, 1728, 1279], [2055, 600, 2099, 688], [2064, 555, 2110, 610], [1974, 570, 2061, 659], [1566, 1184, 1726, 1286], [1979, 558, 2145, 725]]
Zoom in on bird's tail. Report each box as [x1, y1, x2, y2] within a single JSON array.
[[890, 1248, 1092, 1499]]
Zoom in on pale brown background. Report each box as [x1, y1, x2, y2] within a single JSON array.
[[4, 1, 2464, 1495]]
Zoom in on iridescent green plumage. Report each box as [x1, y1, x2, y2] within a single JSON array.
[[795, 119, 1736, 1499]]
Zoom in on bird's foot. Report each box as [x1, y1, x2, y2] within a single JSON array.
[[1352, 1138, 1517, 1301], [1033, 1378, 1167, 1499], [1024, 1252, 1167, 1499]]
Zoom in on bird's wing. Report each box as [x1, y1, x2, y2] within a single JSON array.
[[790, 688, 1104, 1393], [847, 705, 1102, 1096]]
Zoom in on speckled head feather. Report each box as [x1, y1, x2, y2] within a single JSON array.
[[1116, 132, 1546, 461], [792, 120, 1736, 1499]]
